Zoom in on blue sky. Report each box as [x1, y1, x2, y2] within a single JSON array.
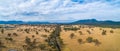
[[0, 0, 120, 22]]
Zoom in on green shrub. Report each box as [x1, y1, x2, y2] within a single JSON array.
[[87, 30, 91, 34], [1, 29, 4, 34], [5, 37, 13, 42], [86, 37, 93, 43], [78, 38, 83, 44], [25, 36, 31, 45], [7, 33, 11, 37], [39, 44, 46, 50], [93, 39, 101, 46], [41, 35, 47, 38], [32, 35, 35, 38], [13, 33, 18, 36], [64, 27, 79, 31], [102, 30, 106, 35], [79, 31, 83, 35], [36, 31, 39, 35], [70, 33, 75, 39], [24, 29, 29, 34], [110, 30, 114, 33]]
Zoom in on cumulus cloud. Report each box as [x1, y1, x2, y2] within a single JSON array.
[[0, 0, 120, 21]]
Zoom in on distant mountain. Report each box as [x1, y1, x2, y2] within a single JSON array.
[[71, 19, 120, 28], [71, 19, 120, 25], [0, 19, 120, 26], [0, 21, 50, 24]]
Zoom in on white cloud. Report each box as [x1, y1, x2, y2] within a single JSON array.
[[0, 0, 120, 21]]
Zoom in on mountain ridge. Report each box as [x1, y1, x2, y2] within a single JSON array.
[[71, 19, 120, 25], [0, 19, 120, 25]]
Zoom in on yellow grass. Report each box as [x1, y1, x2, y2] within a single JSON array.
[[0, 24, 120, 51], [60, 25, 120, 51]]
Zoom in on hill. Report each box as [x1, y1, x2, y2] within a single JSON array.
[[0, 19, 120, 28], [0, 21, 50, 24], [71, 19, 120, 28]]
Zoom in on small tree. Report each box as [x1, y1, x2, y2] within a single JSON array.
[[70, 33, 75, 39], [30, 39, 37, 48], [86, 37, 93, 43], [44, 29, 49, 32], [7, 33, 11, 37], [5, 37, 13, 42], [93, 39, 101, 46], [41, 35, 47, 38], [102, 30, 106, 35], [1, 29, 4, 34], [24, 29, 29, 34], [87, 30, 91, 34], [91, 29, 94, 31], [32, 35, 35, 38], [25, 36, 31, 45], [39, 44, 46, 50], [100, 28, 102, 30], [79, 31, 83, 35], [110, 30, 114, 33], [13, 33, 18, 36], [78, 38, 83, 44], [36, 31, 39, 35], [9, 38, 13, 42]]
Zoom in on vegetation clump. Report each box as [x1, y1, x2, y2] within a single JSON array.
[[7, 33, 11, 37], [87, 30, 91, 34], [32, 35, 35, 38], [93, 39, 101, 46], [86, 37, 93, 43], [36, 31, 39, 35], [86, 37, 101, 46], [41, 35, 47, 38], [5, 37, 13, 42], [110, 30, 114, 33], [46, 25, 64, 51], [102, 30, 107, 35], [64, 27, 79, 31], [24, 37, 38, 51], [39, 44, 46, 50], [79, 31, 83, 35], [1, 29, 4, 34], [25, 36, 31, 45], [13, 33, 18, 36], [78, 38, 83, 44], [24, 29, 30, 34], [70, 33, 75, 39]]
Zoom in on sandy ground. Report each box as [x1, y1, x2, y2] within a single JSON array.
[[61, 25, 120, 51], [0, 24, 120, 51], [0, 25, 55, 51]]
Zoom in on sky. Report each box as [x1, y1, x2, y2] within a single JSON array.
[[0, 0, 120, 22]]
